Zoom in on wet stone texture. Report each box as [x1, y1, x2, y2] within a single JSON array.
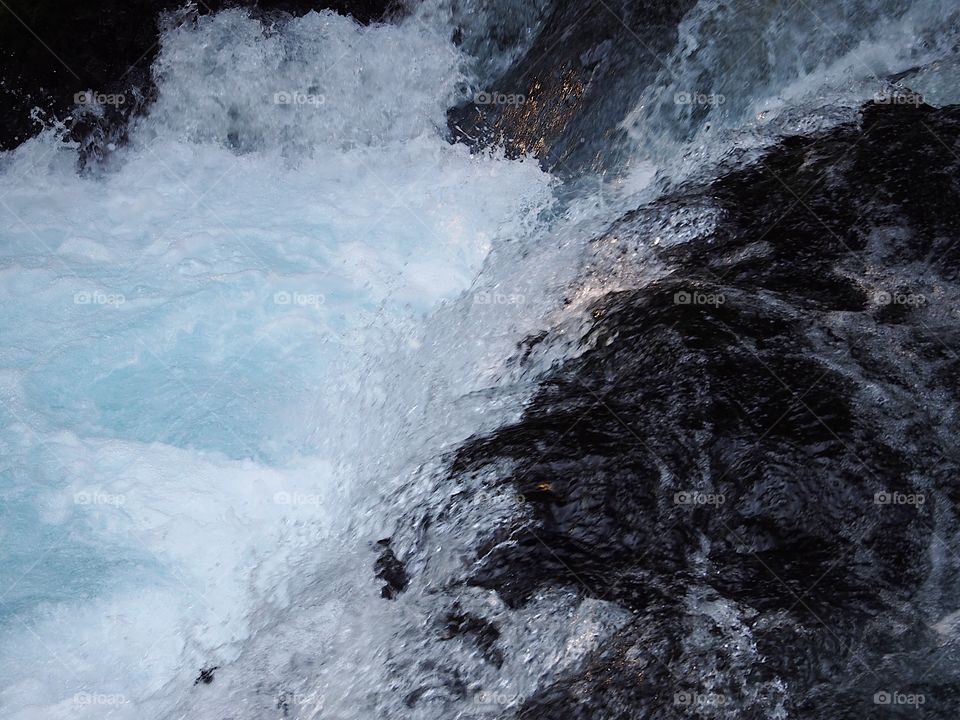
[[447, 0, 698, 176], [449, 101, 960, 718]]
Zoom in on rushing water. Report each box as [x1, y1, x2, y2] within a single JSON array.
[[0, 0, 958, 718]]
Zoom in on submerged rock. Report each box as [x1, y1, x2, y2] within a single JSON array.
[[448, 101, 960, 718], [375, 537, 410, 599], [194, 666, 219, 685], [447, 0, 697, 175], [440, 605, 504, 667]]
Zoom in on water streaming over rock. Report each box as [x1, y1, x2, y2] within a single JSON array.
[[1, 0, 959, 718]]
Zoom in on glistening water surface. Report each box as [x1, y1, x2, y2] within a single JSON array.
[[1, 0, 958, 718]]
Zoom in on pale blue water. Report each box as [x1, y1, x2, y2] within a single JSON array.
[[1, 1, 957, 718], [0, 9, 552, 718]]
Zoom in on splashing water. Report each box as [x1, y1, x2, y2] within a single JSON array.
[[0, 7, 557, 718], [1, 0, 959, 718]]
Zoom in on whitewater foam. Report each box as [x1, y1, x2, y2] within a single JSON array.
[[0, 7, 556, 718], [5, 0, 958, 717]]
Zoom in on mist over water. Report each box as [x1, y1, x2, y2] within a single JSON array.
[[1, 0, 958, 718]]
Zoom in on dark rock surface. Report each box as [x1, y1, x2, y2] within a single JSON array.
[[375, 537, 410, 599], [447, 0, 697, 175], [440, 605, 504, 667], [194, 665, 219, 685], [0, 0, 403, 157], [448, 101, 960, 717]]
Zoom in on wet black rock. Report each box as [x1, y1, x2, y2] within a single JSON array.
[[447, 0, 697, 175], [375, 537, 410, 599], [450, 101, 960, 718], [0, 0, 404, 158], [440, 604, 504, 667], [194, 665, 219, 685]]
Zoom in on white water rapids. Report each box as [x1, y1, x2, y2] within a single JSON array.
[[0, 0, 957, 717]]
